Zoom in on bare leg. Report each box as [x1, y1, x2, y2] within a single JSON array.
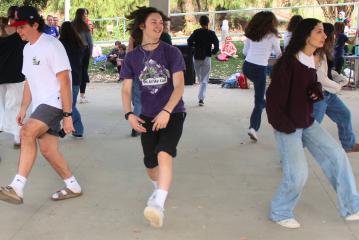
[[147, 167, 159, 181], [17, 119, 49, 177], [38, 133, 73, 180], [156, 152, 173, 191]]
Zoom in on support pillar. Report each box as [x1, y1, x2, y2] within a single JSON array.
[[149, 0, 170, 17]]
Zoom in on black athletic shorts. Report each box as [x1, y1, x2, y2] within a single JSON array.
[[140, 112, 186, 169], [30, 104, 63, 137]]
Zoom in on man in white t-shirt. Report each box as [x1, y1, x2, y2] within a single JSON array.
[[0, 6, 82, 205]]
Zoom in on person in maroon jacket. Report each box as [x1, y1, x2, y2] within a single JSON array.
[[266, 18, 359, 229]]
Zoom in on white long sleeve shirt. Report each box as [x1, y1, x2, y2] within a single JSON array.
[[317, 54, 348, 94], [242, 33, 282, 66]]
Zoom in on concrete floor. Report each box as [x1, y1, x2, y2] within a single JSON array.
[[1, 83, 359, 240]]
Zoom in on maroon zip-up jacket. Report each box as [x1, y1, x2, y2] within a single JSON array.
[[266, 56, 324, 134]]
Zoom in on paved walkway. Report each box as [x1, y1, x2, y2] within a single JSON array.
[[1, 83, 359, 240]]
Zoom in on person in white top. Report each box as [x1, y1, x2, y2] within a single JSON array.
[[242, 11, 282, 141], [0, 6, 82, 205], [313, 22, 359, 153], [283, 15, 303, 50]]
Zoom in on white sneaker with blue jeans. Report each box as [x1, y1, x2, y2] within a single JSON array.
[[270, 121, 359, 223]]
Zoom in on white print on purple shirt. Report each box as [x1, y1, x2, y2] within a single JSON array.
[[139, 59, 170, 94]]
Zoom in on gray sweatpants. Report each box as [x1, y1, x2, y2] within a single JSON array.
[[194, 57, 211, 101]]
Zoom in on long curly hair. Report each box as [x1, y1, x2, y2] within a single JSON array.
[[287, 15, 303, 32], [126, 6, 171, 46], [59, 22, 86, 49], [270, 18, 322, 80], [244, 11, 280, 42], [72, 8, 90, 33], [316, 23, 335, 60]]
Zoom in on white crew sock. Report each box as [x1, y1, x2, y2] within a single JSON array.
[[14, 135, 21, 143], [155, 189, 168, 209], [9, 174, 27, 198], [52, 176, 81, 199], [151, 180, 157, 189]]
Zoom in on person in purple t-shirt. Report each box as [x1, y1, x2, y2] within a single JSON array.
[[120, 6, 186, 228]]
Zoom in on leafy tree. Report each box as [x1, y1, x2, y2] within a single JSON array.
[[46, 0, 148, 41], [316, 0, 354, 22], [1, 0, 48, 16]]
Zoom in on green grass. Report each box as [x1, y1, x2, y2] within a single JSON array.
[[89, 46, 120, 83], [210, 41, 245, 79]]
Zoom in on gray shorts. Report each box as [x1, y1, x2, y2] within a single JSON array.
[[30, 104, 62, 137]]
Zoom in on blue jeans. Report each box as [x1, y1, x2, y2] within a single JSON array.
[[242, 61, 267, 131], [312, 91, 356, 150], [131, 79, 141, 117], [270, 121, 359, 222], [72, 86, 84, 135]]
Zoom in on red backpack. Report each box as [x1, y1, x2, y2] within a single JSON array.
[[238, 74, 249, 89]]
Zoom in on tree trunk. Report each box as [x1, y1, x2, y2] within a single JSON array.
[[196, 0, 202, 12], [183, 0, 197, 34], [316, 0, 354, 22]]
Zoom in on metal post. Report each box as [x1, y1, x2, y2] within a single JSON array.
[[116, 19, 119, 41], [123, 19, 126, 40], [306, 7, 308, 18], [212, 13, 215, 31]]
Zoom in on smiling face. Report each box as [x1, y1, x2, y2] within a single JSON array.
[[47, 16, 53, 27], [306, 22, 327, 50], [140, 13, 163, 42], [53, 17, 58, 26]]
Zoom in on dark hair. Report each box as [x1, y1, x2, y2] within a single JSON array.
[[29, 16, 46, 33], [119, 44, 126, 51], [245, 11, 280, 42], [59, 21, 86, 49], [54, 16, 58, 19], [0, 17, 8, 28], [316, 22, 334, 60], [115, 41, 121, 46], [72, 8, 90, 33], [126, 6, 171, 45], [7, 6, 18, 19], [271, 18, 322, 80], [199, 15, 209, 27], [334, 21, 345, 40], [287, 15, 303, 32]]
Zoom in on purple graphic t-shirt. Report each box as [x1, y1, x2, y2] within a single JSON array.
[[120, 41, 186, 118]]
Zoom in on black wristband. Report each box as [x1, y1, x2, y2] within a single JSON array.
[[63, 112, 72, 117], [125, 112, 134, 120], [162, 109, 171, 114]]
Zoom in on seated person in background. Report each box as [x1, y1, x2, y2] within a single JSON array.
[[160, 21, 172, 45], [221, 36, 238, 58], [44, 15, 59, 38], [116, 44, 126, 81], [99, 41, 121, 71]]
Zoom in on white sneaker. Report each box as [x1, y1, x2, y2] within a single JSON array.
[[147, 189, 156, 206], [248, 128, 258, 141], [79, 96, 89, 103], [346, 212, 359, 221], [276, 219, 300, 229], [144, 204, 164, 228]]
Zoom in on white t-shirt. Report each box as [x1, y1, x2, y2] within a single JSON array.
[[283, 31, 292, 49], [22, 33, 72, 112], [242, 33, 282, 66]]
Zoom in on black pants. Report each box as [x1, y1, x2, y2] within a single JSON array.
[[80, 47, 91, 94], [335, 57, 344, 74]]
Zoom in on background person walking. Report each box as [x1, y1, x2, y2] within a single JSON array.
[[242, 11, 282, 141], [0, 6, 27, 149], [187, 15, 219, 106], [72, 8, 93, 104]]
